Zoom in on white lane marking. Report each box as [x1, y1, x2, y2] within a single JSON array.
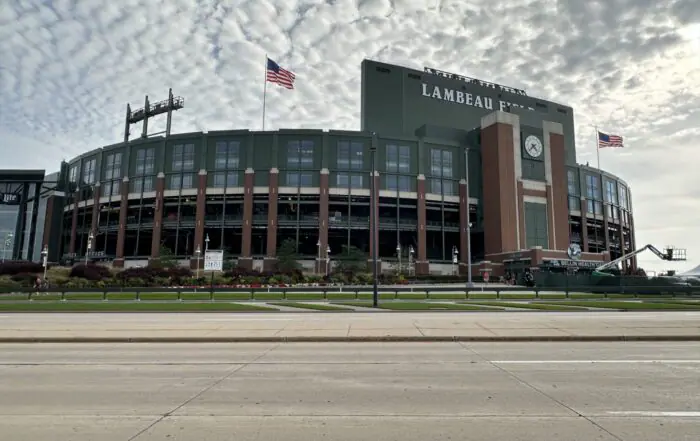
[[606, 411, 700, 417], [493, 360, 700, 364]]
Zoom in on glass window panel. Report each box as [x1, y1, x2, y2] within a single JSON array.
[[336, 173, 349, 187], [182, 174, 193, 189], [442, 150, 453, 178], [337, 141, 349, 169], [350, 142, 363, 169], [398, 146, 410, 173]]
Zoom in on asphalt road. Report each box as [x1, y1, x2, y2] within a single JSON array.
[[1, 342, 698, 440]]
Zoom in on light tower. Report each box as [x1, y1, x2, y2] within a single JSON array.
[[124, 88, 184, 143]]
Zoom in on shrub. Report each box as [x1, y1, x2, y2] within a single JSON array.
[[69, 264, 113, 281], [115, 266, 193, 286], [10, 272, 39, 286], [0, 261, 44, 276]]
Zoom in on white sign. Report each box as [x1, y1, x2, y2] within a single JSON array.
[[423, 67, 528, 95], [421, 83, 535, 112], [204, 250, 224, 271]]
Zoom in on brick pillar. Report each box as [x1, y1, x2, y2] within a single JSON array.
[[190, 170, 207, 270], [114, 177, 129, 268], [69, 191, 79, 254], [89, 183, 101, 253], [480, 111, 521, 258], [149, 173, 166, 260], [317, 168, 330, 275], [263, 168, 279, 272], [458, 179, 469, 275], [415, 174, 429, 275], [239, 168, 254, 271], [367, 171, 381, 273], [544, 122, 570, 251]]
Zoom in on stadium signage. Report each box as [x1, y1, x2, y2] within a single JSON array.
[[0, 193, 19, 205], [423, 67, 528, 96], [421, 83, 535, 112]]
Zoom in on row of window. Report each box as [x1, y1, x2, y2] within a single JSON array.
[[568, 196, 632, 224], [567, 170, 629, 210]]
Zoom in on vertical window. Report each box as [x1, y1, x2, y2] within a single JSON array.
[[286, 172, 312, 187], [385, 144, 411, 191], [69, 165, 79, 183], [619, 185, 628, 210], [585, 174, 602, 215], [336, 141, 364, 188], [287, 140, 315, 169], [429, 148, 454, 195], [213, 141, 240, 188], [82, 159, 96, 184], [136, 148, 155, 175], [172, 143, 195, 172], [567, 170, 577, 195]]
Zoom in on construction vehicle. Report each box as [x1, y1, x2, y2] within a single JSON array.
[[592, 244, 687, 277]]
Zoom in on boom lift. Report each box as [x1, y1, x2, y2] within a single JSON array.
[[593, 244, 687, 277]]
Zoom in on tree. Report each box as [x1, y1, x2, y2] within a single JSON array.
[[334, 245, 367, 275], [276, 238, 301, 272], [151, 246, 177, 269]]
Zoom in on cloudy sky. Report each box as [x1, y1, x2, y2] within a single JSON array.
[[1, 0, 698, 273]]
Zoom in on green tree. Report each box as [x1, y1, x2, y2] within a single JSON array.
[[334, 245, 367, 275], [151, 246, 177, 269], [276, 238, 301, 272]]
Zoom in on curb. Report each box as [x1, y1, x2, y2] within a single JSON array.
[[0, 335, 699, 343]]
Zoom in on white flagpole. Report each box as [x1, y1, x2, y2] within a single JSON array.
[[262, 54, 268, 131], [594, 125, 601, 170]]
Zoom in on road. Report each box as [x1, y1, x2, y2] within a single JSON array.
[[1, 311, 700, 341], [1, 342, 699, 440]]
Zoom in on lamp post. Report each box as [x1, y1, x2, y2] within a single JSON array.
[[464, 147, 474, 288], [396, 243, 402, 275], [408, 245, 415, 277], [41, 245, 48, 281], [452, 245, 459, 276], [326, 245, 331, 276], [85, 232, 94, 265], [2, 232, 13, 263], [316, 239, 321, 275], [369, 139, 379, 307], [205, 233, 210, 252], [194, 246, 201, 280]]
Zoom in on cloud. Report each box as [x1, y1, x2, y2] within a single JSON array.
[[0, 0, 699, 273]]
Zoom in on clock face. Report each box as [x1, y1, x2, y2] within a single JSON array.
[[524, 135, 543, 158]]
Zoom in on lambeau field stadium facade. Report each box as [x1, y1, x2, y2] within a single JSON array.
[[37, 60, 635, 276]]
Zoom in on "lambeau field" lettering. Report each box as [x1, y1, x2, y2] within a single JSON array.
[[421, 83, 534, 112]]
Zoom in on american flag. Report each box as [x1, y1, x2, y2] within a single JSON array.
[[598, 131, 624, 148], [266, 58, 295, 89]]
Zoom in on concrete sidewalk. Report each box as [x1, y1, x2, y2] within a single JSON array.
[[1, 311, 699, 342]]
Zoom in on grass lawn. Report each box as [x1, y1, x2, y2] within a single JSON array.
[[337, 301, 502, 311], [540, 301, 700, 310], [267, 302, 353, 311], [465, 301, 589, 311], [0, 301, 277, 312]]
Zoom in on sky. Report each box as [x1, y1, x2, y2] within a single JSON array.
[[0, 0, 698, 273]]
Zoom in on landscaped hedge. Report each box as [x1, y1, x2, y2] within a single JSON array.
[[0, 261, 45, 276]]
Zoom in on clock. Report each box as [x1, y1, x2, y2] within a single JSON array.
[[524, 135, 543, 158]]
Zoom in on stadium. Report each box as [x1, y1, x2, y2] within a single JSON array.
[[15, 60, 639, 278]]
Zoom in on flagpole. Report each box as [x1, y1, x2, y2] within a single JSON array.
[[594, 125, 601, 170], [262, 54, 268, 131]]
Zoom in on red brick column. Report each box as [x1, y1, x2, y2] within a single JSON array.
[[114, 177, 130, 268], [368, 171, 381, 273], [239, 168, 254, 271], [545, 123, 570, 250], [89, 183, 101, 253], [263, 168, 279, 272], [150, 173, 165, 260], [415, 174, 429, 275], [190, 170, 207, 270], [317, 168, 330, 274], [69, 191, 79, 254]]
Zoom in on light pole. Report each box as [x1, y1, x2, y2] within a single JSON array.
[[205, 233, 210, 252], [452, 245, 459, 276], [2, 232, 13, 263], [41, 245, 48, 281], [316, 239, 321, 275], [396, 243, 402, 275], [195, 246, 201, 279], [326, 245, 331, 276], [408, 245, 415, 277], [464, 147, 474, 287], [85, 232, 94, 265], [369, 140, 379, 307]]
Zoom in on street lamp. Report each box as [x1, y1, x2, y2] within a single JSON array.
[[194, 246, 201, 279], [41, 245, 48, 281], [408, 245, 415, 277], [464, 147, 474, 288], [326, 245, 331, 276], [396, 243, 402, 275], [85, 232, 94, 265], [205, 233, 210, 252], [2, 232, 13, 263], [452, 245, 459, 276], [316, 239, 321, 275], [369, 139, 379, 307]]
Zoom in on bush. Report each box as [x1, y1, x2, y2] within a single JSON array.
[[10, 272, 39, 285], [0, 261, 44, 276], [115, 267, 193, 285], [69, 264, 112, 281]]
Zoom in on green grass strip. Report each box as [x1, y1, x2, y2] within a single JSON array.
[[0, 301, 277, 312]]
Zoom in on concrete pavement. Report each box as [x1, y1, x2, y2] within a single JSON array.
[[1, 311, 699, 342], [0, 342, 698, 440]]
